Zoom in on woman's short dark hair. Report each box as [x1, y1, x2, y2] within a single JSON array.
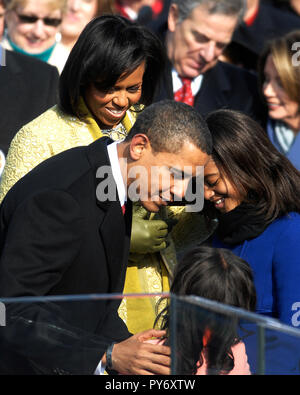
[[205, 109, 300, 224], [59, 15, 165, 119], [156, 246, 256, 375]]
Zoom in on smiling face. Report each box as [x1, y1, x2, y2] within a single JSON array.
[[127, 137, 210, 213], [204, 158, 244, 213], [167, 4, 238, 78], [5, 0, 62, 53], [84, 62, 145, 129], [61, 0, 98, 41], [263, 54, 300, 131]]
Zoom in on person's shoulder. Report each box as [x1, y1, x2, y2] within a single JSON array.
[[6, 49, 59, 76], [217, 61, 257, 81], [267, 212, 300, 235], [278, 212, 300, 226], [20, 105, 84, 133], [212, 61, 258, 92], [259, 2, 300, 25], [20, 105, 65, 132]]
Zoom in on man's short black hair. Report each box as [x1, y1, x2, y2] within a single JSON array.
[[126, 100, 212, 155]]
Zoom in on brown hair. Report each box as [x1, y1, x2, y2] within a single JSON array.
[[258, 30, 300, 106], [205, 109, 300, 224]]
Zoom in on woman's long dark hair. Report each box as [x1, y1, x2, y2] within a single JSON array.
[[204, 109, 300, 224], [155, 246, 256, 375], [59, 15, 165, 119]]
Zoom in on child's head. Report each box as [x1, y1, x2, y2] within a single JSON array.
[[171, 246, 256, 311], [156, 246, 256, 374]]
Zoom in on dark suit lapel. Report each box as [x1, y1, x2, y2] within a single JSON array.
[[154, 59, 174, 101], [87, 137, 130, 293], [99, 201, 127, 292], [194, 62, 231, 116]]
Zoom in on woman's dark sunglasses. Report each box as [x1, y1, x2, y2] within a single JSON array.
[[15, 12, 62, 27]]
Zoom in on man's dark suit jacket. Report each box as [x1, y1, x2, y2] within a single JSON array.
[[154, 58, 266, 124], [0, 137, 132, 374], [0, 48, 59, 155], [150, 24, 267, 125]]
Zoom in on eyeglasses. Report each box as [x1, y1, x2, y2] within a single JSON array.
[[15, 12, 62, 27]]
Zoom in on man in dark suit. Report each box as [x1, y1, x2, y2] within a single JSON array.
[[150, 0, 266, 124], [0, 100, 212, 375], [0, 0, 59, 158]]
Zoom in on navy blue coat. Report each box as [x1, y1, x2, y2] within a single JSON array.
[[213, 213, 300, 374]]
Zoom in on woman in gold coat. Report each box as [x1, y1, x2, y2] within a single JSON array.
[[0, 14, 176, 334]]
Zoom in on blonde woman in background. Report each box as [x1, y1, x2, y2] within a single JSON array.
[[2, 0, 68, 72], [258, 30, 300, 170]]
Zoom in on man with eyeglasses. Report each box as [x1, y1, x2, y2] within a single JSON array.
[[0, 0, 59, 167]]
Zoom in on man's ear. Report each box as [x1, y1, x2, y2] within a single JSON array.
[[129, 134, 150, 161], [168, 4, 179, 33]]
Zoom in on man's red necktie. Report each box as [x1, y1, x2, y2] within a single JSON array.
[[174, 77, 194, 106], [121, 204, 126, 215]]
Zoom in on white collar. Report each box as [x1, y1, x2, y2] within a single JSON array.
[[107, 142, 126, 207], [124, 6, 138, 20], [172, 68, 203, 96]]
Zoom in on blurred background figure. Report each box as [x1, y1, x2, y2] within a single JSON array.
[[222, 0, 300, 71], [113, 0, 169, 25], [263, 0, 300, 16], [0, 0, 59, 172], [59, 0, 103, 54], [2, 0, 67, 72], [258, 30, 300, 170], [149, 0, 265, 125]]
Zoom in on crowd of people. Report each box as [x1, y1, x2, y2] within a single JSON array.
[[0, 0, 300, 375]]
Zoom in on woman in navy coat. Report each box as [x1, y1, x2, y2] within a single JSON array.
[[203, 109, 300, 373], [203, 109, 300, 326]]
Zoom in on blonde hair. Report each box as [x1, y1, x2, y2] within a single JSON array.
[[4, 0, 67, 14], [259, 30, 300, 105]]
